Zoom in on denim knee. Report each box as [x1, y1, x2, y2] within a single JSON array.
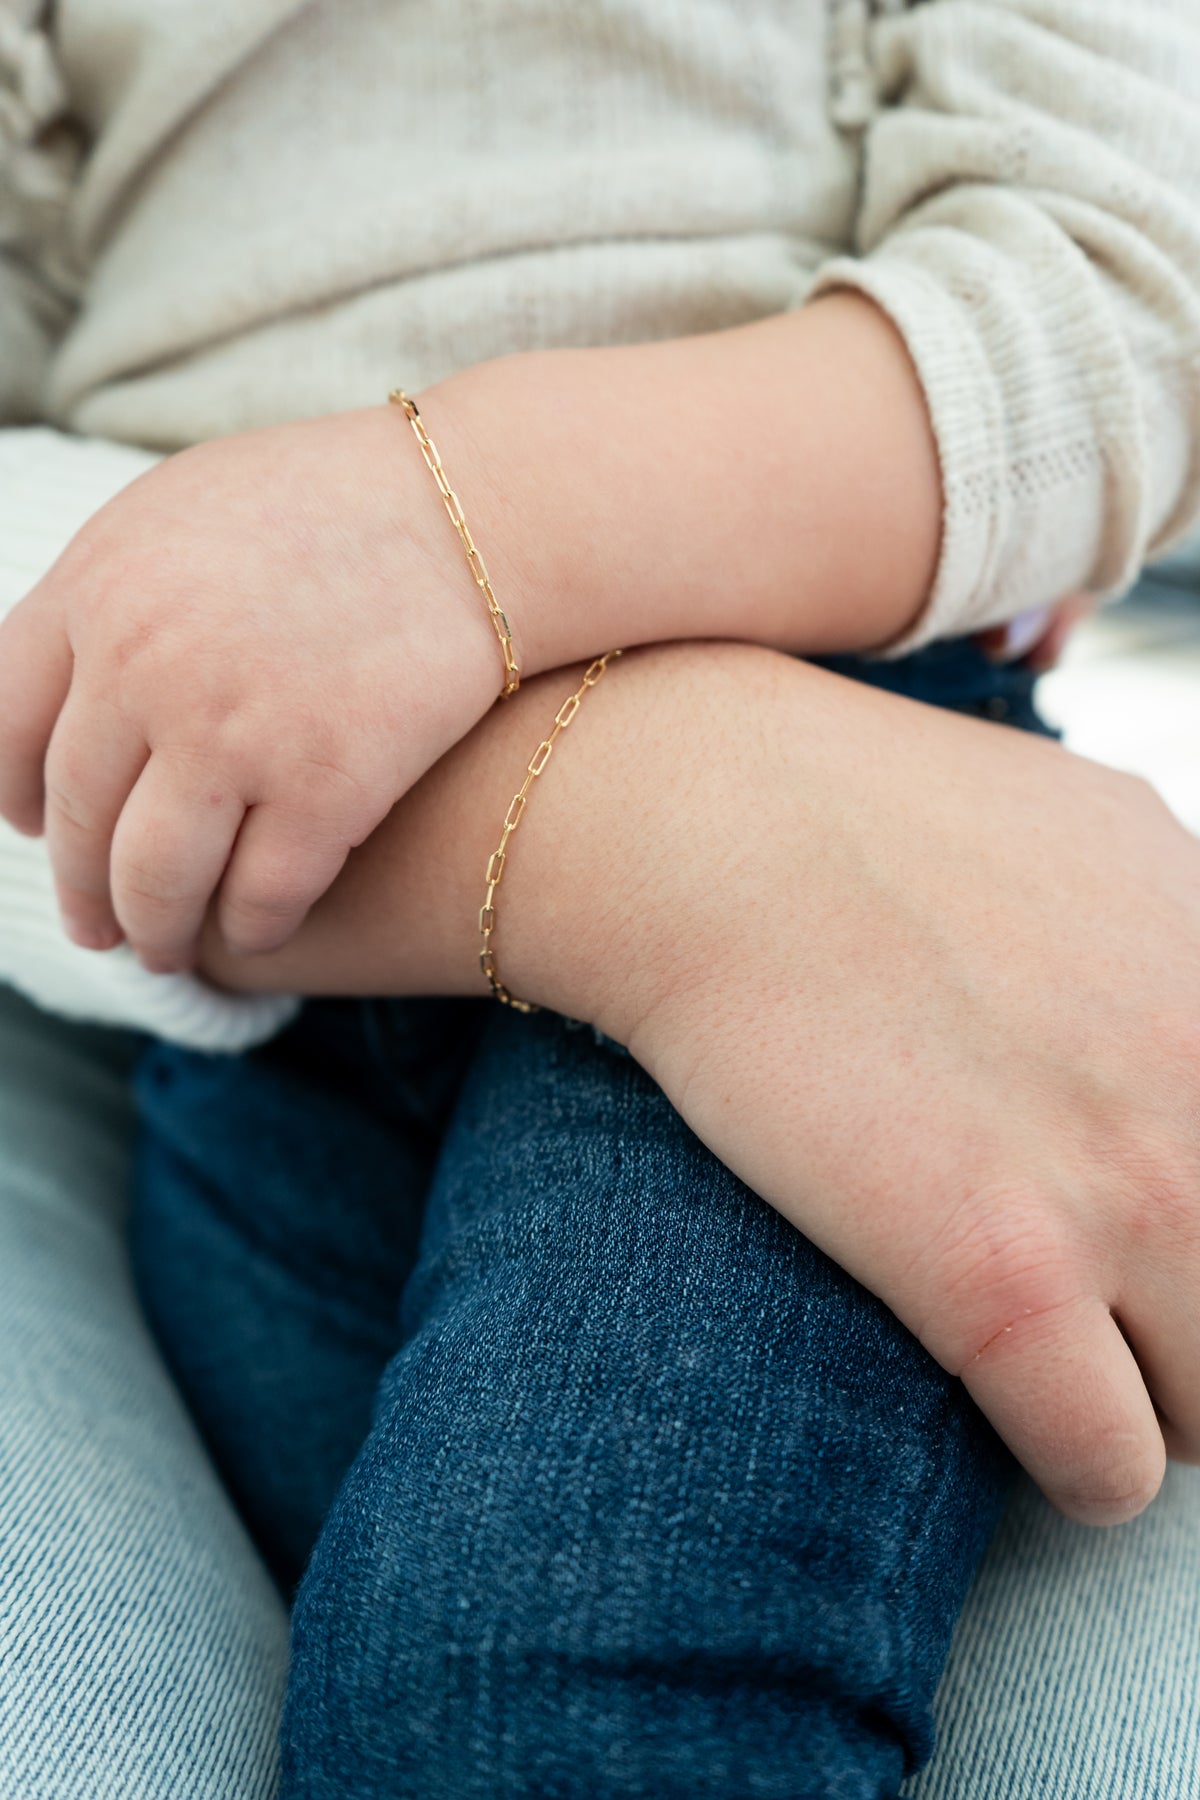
[[282, 1013, 1012, 1799]]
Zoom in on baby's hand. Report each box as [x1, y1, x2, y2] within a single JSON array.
[[0, 401, 510, 969]]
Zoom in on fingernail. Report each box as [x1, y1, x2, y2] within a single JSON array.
[[66, 921, 121, 952]]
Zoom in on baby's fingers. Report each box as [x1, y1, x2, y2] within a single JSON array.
[[44, 691, 149, 948], [111, 757, 246, 971], [215, 803, 355, 958], [962, 1293, 1164, 1527], [0, 591, 73, 835]]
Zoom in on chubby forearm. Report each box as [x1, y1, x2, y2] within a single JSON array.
[[416, 294, 943, 670]]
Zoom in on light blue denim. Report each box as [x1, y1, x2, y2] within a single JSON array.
[[906, 1463, 1200, 1799], [0, 988, 289, 1800]]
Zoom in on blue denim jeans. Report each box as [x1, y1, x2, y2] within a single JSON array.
[[132, 642, 1048, 1800]]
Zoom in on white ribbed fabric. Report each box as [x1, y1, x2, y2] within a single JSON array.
[[0, 428, 299, 1050], [1, 0, 1199, 650]]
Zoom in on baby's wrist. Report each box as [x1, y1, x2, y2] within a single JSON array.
[[423, 295, 945, 675], [414, 354, 626, 680]]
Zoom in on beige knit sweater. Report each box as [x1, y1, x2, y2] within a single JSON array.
[[2, 0, 1200, 1047]]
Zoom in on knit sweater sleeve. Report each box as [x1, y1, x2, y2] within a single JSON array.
[[0, 427, 299, 1052], [0, 3, 84, 423], [811, 0, 1200, 655]]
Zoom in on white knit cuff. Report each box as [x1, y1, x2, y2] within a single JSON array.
[[808, 253, 1008, 660], [0, 426, 300, 1052], [0, 821, 299, 1052]]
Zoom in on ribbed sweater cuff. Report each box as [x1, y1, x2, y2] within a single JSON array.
[[0, 427, 299, 1052], [808, 253, 1006, 659], [0, 822, 299, 1052]]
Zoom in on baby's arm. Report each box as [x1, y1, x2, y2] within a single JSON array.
[[433, 0, 1200, 669], [2, 3, 1198, 982], [201, 639, 1200, 1533], [0, 291, 941, 988]]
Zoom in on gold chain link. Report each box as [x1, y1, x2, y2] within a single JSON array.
[[388, 388, 520, 698], [479, 651, 623, 1011]]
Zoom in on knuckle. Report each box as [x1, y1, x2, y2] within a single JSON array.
[[919, 1185, 1084, 1373], [229, 855, 314, 915], [43, 775, 101, 839], [219, 837, 345, 953], [161, 738, 240, 796], [1093, 1099, 1200, 1256], [222, 873, 309, 937], [114, 857, 190, 921], [180, 699, 278, 776], [107, 613, 160, 677], [290, 747, 370, 807], [224, 894, 298, 934], [1118, 1145, 1200, 1257], [70, 564, 188, 685], [44, 731, 92, 794], [96, 597, 182, 691], [287, 760, 390, 852]]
